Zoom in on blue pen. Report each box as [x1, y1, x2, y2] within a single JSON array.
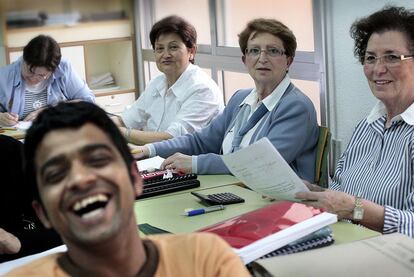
[[183, 205, 225, 216]]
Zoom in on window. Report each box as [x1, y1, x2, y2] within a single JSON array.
[[153, 0, 211, 45], [216, 0, 314, 51]]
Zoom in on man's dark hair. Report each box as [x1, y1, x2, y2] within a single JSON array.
[[24, 102, 135, 202], [350, 6, 414, 64], [23, 35, 62, 72], [149, 15, 197, 63]]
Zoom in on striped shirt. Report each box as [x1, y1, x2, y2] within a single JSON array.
[[330, 101, 414, 237], [22, 79, 49, 119]]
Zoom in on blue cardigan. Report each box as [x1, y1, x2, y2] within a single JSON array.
[[152, 84, 319, 182]]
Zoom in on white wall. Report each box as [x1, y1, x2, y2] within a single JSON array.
[[325, 0, 414, 160]]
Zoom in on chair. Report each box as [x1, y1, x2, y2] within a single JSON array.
[[314, 126, 331, 188]]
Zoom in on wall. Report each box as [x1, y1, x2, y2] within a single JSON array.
[[325, 0, 414, 159]]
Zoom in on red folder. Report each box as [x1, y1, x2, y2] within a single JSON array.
[[198, 201, 337, 264]]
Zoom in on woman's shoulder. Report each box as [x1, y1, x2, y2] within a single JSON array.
[[227, 88, 252, 105], [274, 84, 315, 115], [282, 84, 313, 105], [185, 64, 218, 87]]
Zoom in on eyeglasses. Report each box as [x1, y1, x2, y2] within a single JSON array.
[[23, 63, 51, 80], [363, 54, 414, 67], [154, 45, 182, 55], [245, 47, 285, 58]]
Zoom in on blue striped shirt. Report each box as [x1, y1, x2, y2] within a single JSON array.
[[330, 101, 414, 237]]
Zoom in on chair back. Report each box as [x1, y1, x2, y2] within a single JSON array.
[[315, 126, 331, 187]]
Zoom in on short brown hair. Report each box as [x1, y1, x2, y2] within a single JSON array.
[[350, 6, 414, 64], [149, 15, 197, 64], [238, 18, 297, 59], [23, 35, 61, 72]]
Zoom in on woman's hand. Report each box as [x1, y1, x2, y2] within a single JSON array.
[[130, 145, 149, 160], [0, 112, 19, 126], [0, 228, 21, 255], [161, 153, 192, 174], [295, 186, 355, 219]]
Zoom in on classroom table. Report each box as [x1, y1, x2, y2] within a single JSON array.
[[0, 128, 25, 139], [134, 177, 380, 243]]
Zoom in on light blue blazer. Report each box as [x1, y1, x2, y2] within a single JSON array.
[[152, 83, 319, 182]]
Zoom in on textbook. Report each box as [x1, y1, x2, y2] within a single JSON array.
[[252, 233, 414, 277], [221, 137, 309, 201], [197, 201, 337, 264]]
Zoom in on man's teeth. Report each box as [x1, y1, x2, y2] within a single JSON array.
[[375, 80, 391, 84], [81, 209, 104, 219], [73, 194, 108, 212]]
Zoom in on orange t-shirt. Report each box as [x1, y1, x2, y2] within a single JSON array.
[[4, 233, 250, 277]]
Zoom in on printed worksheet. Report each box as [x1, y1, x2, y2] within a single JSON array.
[[222, 137, 309, 201]]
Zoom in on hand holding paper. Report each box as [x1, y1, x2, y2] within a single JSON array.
[[221, 137, 309, 201]]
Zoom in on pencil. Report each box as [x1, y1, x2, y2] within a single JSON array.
[[0, 102, 7, 112], [0, 127, 18, 131]]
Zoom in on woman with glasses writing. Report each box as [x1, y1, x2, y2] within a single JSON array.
[[134, 18, 319, 182], [0, 35, 94, 126], [296, 6, 414, 237], [114, 15, 223, 145]]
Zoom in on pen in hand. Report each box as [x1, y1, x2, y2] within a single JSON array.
[[0, 102, 7, 113], [183, 205, 226, 216]]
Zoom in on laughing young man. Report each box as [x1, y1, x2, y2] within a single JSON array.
[[6, 102, 249, 276]]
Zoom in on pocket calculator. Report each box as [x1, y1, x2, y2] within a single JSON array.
[[191, 191, 245, 205]]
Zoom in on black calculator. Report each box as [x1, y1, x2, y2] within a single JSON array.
[[191, 191, 245, 205]]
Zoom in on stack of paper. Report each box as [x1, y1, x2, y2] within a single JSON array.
[[89, 72, 117, 90], [44, 11, 81, 26], [6, 10, 44, 28]]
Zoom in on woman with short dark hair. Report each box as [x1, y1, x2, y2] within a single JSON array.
[[116, 15, 223, 145], [0, 35, 95, 126]]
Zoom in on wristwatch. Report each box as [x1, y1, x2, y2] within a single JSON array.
[[352, 196, 364, 221]]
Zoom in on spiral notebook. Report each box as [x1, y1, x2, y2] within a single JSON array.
[[259, 226, 334, 258]]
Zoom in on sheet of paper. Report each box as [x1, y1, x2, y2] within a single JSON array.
[[12, 121, 32, 130], [222, 137, 308, 201], [136, 156, 165, 171], [0, 245, 67, 275]]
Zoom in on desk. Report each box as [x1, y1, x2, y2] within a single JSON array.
[[0, 128, 25, 140], [135, 185, 267, 233], [135, 178, 380, 243]]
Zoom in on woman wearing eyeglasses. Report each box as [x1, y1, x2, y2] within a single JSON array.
[[0, 35, 94, 126], [114, 15, 223, 145], [296, 6, 414, 237], [134, 18, 319, 182]]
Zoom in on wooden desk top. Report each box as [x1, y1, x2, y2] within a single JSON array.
[[0, 128, 25, 140]]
